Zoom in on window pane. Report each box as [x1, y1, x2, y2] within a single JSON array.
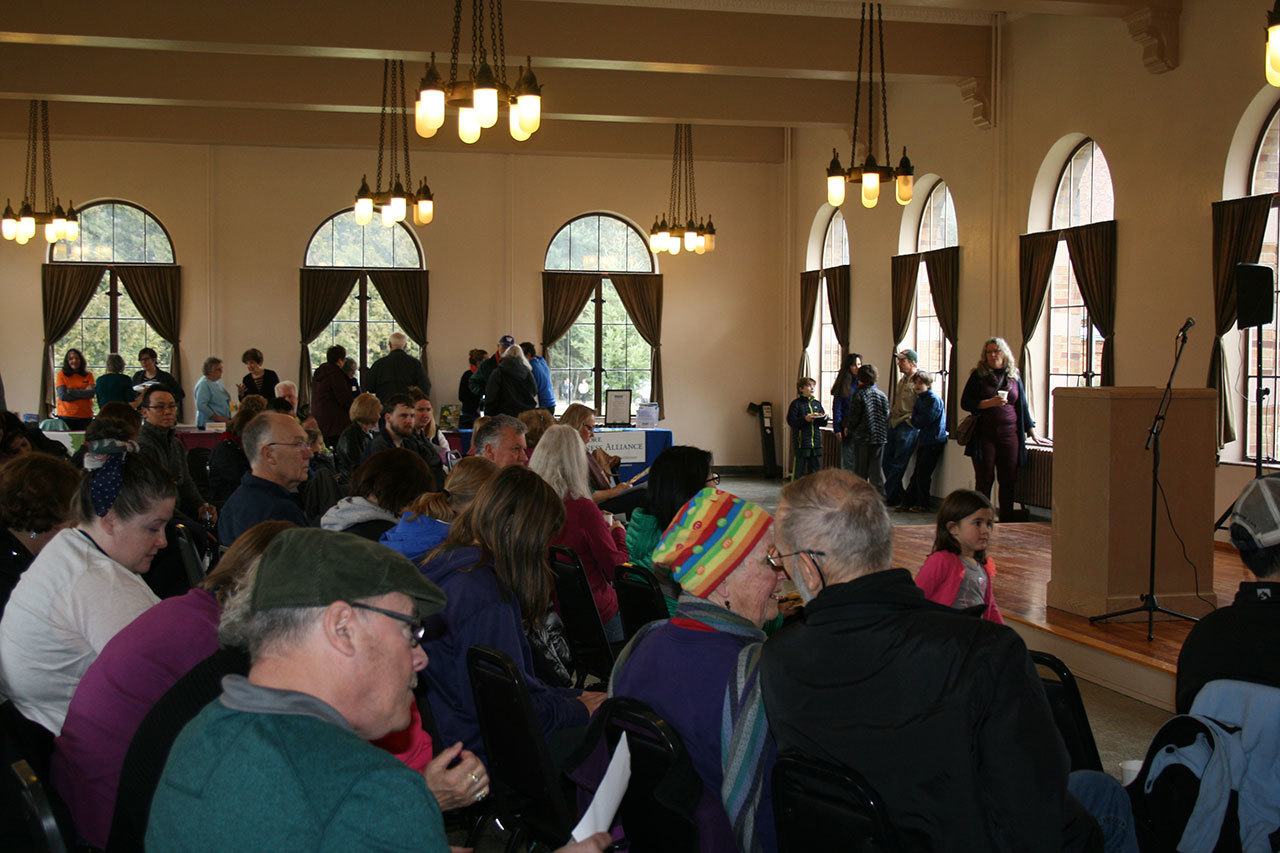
[[145, 216, 174, 263], [602, 324, 627, 371], [363, 221, 395, 268], [82, 205, 115, 262], [626, 229, 653, 272], [597, 217, 627, 272], [570, 216, 600, 271], [113, 204, 146, 263], [545, 229, 571, 271], [545, 213, 652, 273], [1249, 119, 1280, 460], [307, 221, 335, 267], [392, 225, 421, 268], [332, 214, 365, 267]]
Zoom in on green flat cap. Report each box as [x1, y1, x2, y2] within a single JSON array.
[[250, 528, 446, 620]]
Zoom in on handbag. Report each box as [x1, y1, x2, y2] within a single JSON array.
[[527, 611, 575, 688], [955, 414, 979, 446]]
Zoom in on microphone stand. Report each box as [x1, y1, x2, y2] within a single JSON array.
[[1089, 324, 1200, 641]]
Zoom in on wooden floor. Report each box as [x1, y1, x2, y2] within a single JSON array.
[[892, 523, 1252, 674]]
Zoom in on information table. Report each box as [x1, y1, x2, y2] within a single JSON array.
[[444, 427, 673, 481], [175, 427, 227, 452]]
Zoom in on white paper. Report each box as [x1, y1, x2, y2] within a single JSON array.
[[571, 732, 631, 842]]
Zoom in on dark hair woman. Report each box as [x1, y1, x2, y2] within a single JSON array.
[[0, 437, 177, 734], [830, 352, 864, 473], [458, 348, 489, 429], [55, 348, 96, 429], [625, 444, 715, 614], [0, 454, 82, 618], [380, 456, 499, 563], [319, 447, 434, 541], [419, 465, 597, 761], [237, 348, 280, 405], [958, 337, 1041, 521]]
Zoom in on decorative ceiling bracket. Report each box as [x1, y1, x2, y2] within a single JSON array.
[[957, 77, 992, 130], [1125, 5, 1180, 74]]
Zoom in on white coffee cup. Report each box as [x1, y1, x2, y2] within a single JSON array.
[[997, 389, 1009, 402], [601, 512, 614, 527], [1119, 759, 1143, 786]]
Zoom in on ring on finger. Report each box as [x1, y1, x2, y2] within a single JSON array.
[[469, 771, 480, 784]]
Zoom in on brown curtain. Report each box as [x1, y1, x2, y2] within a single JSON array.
[[1209, 195, 1273, 447], [369, 269, 431, 383], [1065, 220, 1118, 386], [798, 270, 823, 380], [610, 273, 665, 416], [298, 269, 360, 404], [1018, 231, 1061, 408], [823, 264, 851, 356], [541, 272, 599, 357], [40, 263, 107, 418], [890, 254, 921, 367], [924, 246, 960, 429], [116, 264, 183, 419]]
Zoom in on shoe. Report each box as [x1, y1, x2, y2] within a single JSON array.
[[893, 504, 914, 512]]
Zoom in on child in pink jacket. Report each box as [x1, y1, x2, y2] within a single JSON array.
[[915, 489, 1004, 624]]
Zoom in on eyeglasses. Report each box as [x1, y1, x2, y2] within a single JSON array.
[[348, 601, 426, 646], [765, 548, 826, 572], [265, 440, 310, 450], [706, 472, 721, 487], [146, 403, 178, 411]]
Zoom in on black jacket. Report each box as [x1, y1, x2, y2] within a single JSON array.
[[334, 422, 373, 484], [365, 430, 445, 492], [760, 569, 1098, 853], [238, 369, 279, 404], [366, 348, 429, 404], [0, 528, 34, 621], [459, 368, 483, 427], [1175, 580, 1280, 713], [483, 355, 538, 418], [136, 422, 206, 516]]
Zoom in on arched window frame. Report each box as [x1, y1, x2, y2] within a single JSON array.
[[1245, 102, 1280, 462], [302, 208, 425, 382], [900, 180, 956, 407], [48, 199, 176, 376], [1040, 137, 1114, 438], [807, 208, 849, 414], [543, 212, 656, 415]]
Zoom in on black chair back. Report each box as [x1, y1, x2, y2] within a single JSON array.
[[186, 447, 211, 503], [466, 646, 576, 848], [9, 760, 67, 853], [772, 752, 901, 853], [613, 564, 668, 642], [549, 546, 615, 688], [598, 697, 699, 852], [1030, 651, 1103, 772], [171, 521, 208, 587]]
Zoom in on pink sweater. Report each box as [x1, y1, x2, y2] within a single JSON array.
[[915, 550, 1004, 625], [552, 496, 629, 624]]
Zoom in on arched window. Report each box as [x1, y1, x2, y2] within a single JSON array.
[[303, 210, 424, 380], [900, 181, 956, 405], [50, 200, 175, 375], [1247, 105, 1280, 461], [1043, 138, 1114, 436], [806, 209, 849, 413], [544, 213, 655, 415]]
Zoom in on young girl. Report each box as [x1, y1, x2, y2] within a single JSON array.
[[915, 489, 1004, 624]]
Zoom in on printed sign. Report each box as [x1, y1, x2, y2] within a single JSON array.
[[586, 430, 648, 463]]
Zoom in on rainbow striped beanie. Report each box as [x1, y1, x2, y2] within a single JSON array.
[[651, 487, 774, 599]]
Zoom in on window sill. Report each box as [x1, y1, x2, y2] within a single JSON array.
[[1219, 458, 1280, 472]]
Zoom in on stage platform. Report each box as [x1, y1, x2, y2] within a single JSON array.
[[892, 522, 1252, 712]]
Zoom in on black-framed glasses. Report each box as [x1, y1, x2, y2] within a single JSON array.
[[347, 601, 426, 645], [146, 403, 178, 411], [265, 440, 310, 450], [706, 472, 721, 487]]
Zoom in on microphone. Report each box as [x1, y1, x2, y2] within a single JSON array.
[[1178, 317, 1195, 335]]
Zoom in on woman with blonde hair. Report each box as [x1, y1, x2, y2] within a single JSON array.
[[558, 403, 639, 512], [380, 456, 499, 563], [334, 391, 382, 481], [530, 425, 629, 642], [518, 407, 556, 451], [959, 336, 1039, 520]]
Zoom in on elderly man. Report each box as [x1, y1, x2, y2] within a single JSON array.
[[761, 469, 1136, 852], [611, 488, 779, 852], [217, 413, 310, 543], [367, 393, 445, 490], [472, 413, 528, 468], [882, 349, 920, 506], [367, 331, 429, 404], [136, 386, 216, 524], [145, 527, 613, 852]]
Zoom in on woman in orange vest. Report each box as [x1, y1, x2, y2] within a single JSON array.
[[55, 348, 96, 430]]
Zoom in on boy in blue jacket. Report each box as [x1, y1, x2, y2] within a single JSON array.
[[900, 370, 948, 512], [786, 377, 827, 480]]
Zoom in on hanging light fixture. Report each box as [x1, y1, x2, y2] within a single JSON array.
[[349, 60, 436, 229], [824, 3, 917, 210], [418, 0, 543, 144], [3, 101, 78, 247], [1267, 2, 1280, 86], [647, 124, 717, 257]]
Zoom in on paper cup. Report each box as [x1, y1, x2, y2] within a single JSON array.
[[997, 390, 1009, 401], [1119, 759, 1143, 786]]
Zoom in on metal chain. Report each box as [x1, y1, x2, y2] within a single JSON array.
[[470, 0, 481, 78], [850, 3, 866, 167], [398, 60, 412, 189], [449, 0, 462, 86], [495, 0, 509, 88], [390, 60, 402, 188], [685, 124, 697, 222], [376, 60, 388, 192], [866, 4, 875, 165], [25, 101, 37, 205], [41, 101, 54, 211], [668, 124, 680, 223], [877, 3, 891, 166]]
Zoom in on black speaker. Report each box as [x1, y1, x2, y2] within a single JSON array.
[[1237, 263, 1275, 329]]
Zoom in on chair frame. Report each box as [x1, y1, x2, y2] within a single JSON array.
[[612, 563, 669, 642], [549, 545, 616, 688], [9, 759, 68, 853], [772, 751, 902, 853], [1030, 650, 1104, 773]]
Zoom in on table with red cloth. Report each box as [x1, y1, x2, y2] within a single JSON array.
[[174, 427, 226, 452]]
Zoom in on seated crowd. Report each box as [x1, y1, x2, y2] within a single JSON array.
[[0, 332, 1271, 851]]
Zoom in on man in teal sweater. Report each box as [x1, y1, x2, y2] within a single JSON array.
[[146, 528, 609, 852]]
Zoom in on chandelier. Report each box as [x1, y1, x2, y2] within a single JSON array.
[[824, 2, 915, 210], [1267, 2, 1280, 86], [351, 60, 435, 228], [414, 0, 543, 143], [2, 101, 78, 246], [648, 124, 716, 256]]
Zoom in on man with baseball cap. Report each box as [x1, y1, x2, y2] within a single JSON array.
[[146, 527, 607, 851], [1176, 476, 1280, 713]]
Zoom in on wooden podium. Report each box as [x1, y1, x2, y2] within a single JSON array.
[[1048, 387, 1217, 619]]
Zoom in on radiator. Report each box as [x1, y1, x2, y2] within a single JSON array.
[[1014, 446, 1053, 509]]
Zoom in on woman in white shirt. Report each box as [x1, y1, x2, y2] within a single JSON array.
[[0, 435, 177, 734]]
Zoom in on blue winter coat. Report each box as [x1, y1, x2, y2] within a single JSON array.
[[910, 389, 948, 446], [529, 355, 556, 410], [380, 514, 451, 564]]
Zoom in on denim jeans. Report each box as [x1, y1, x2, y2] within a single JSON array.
[[602, 613, 624, 644], [840, 437, 859, 472], [881, 423, 918, 504], [1066, 770, 1139, 853]]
